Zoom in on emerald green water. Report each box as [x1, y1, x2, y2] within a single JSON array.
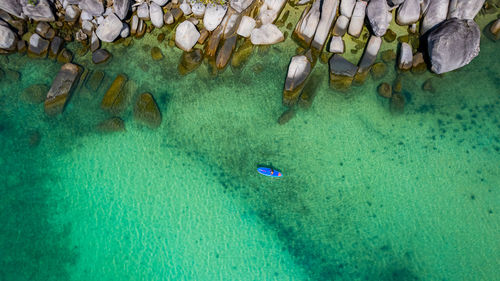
[[1, 14, 499, 281]]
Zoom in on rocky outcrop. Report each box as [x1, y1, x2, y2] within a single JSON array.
[[44, 63, 81, 116], [96, 13, 122, 42], [447, 0, 485, 20], [366, 0, 391, 36], [293, 0, 320, 46], [204, 4, 227, 31], [283, 54, 312, 106], [348, 0, 367, 38], [329, 54, 358, 90], [398, 42, 412, 70], [0, 23, 17, 51], [113, 0, 130, 20], [397, 0, 420, 25], [22, 0, 55, 21], [311, 0, 339, 50], [175, 21, 200, 51], [421, 0, 448, 34], [0, 0, 22, 18], [237, 16, 256, 38], [427, 18, 480, 74], [79, 0, 104, 16], [134, 93, 162, 129], [250, 24, 284, 45]]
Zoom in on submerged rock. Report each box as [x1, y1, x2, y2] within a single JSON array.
[[44, 63, 81, 116], [381, 49, 396, 62], [390, 92, 405, 113], [101, 74, 128, 113], [371, 62, 387, 79], [175, 21, 200, 52], [278, 108, 296, 125], [28, 33, 49, 58], [427, 18, 480, 74], [134, 93, 162, 129], [179, 48, 204, 75], [151, 46, 163, 60], [86, 70, 104, 92], [98, 117, 125, 132], [231, 40, 254, 69], [366, 0, 391, 36], [92, 49, 111, 64], [283, 54, 312, 106], [216, 35, 237, 69], [21, 84, 49, 104], [377, 82, 392, 98], [250, 24, 284, 45]]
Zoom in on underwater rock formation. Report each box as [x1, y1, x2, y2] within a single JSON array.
[[44, 63, 81, 116]]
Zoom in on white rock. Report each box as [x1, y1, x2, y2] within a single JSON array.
[[284, 55, 311, 92], [295, 0, 321, 45], [104, 7, 113, 16], [312, 0, 339, 49], [203, 4, 227, 31], [328, 36, 344, 53], [348, 0, 367, 38], [358, 35, 382, 72], [490, 19, 500, 36], [150, 2, 164, 28], [297, 0, 310, 4], [175, 21, 200, 51], [398, 42, 413, 70], [340, 0, 356, 18], [191, 2, 206, 17], [258, 0, 287, 25], [366, 0, 392, 36], [82, 20, 94, 34], [223, 13, 240, 37], [65, 5, 80, 22], [96, 13, 123, 42], [250, 23, 284, 45], [164, 11, 174, 25], [90, 31, 99, 51], [113, 0, 130, 20], [237, 15, 256, 38], [397, 0, 420, 25], [447, 0, 485, 20], [152, 0, 169, 5], [230, 0, 254, 13], [120, 23, 130, 37], [97, 16, 104, 25], [332, 15, 349, 36], [131, 14, 138, 34], [421, 0, 448, 34], [137, 3, 150, 20], [0, 24, 16, 50], [81, 10, 93, 21], [180, 1, 192, 16]]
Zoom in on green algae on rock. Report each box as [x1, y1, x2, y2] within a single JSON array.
[[44, 63, 81, 116], [133, 93, 162, 129], [101, 74, 128, 114]]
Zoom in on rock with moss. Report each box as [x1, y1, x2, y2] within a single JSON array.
[[134, 93, 162, 129], [86, 70, 104, 92], [390, 92, 405, 113], [98, 117, 125, 132], [329, 54, 358, 91], [381, 49, 396, 62], [151, 46, 163, 60], [283, 52, 312, 106], [28, 33, 49, 58], [44, 63, 81, 116], [371, 62, 387, 79], [179, 48, 204, 75], [21, 84, 49, 104], [216, 35, 237, 69], [377, 82, 392, 98], [101, 74, 128, 113], [92, 49, 111, 64]]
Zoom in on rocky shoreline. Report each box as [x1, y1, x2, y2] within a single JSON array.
[[0, 0, 499, 126]]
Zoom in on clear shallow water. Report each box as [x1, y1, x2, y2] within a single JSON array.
[[1, 9, 499, 281]]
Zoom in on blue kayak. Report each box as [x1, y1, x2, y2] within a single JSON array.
[[257, 167, 282, 177]]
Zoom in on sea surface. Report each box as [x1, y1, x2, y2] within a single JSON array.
[[0, 7, 499, 281]]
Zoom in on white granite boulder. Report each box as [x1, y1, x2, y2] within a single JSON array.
[[250, 23, 284, 45], [237, 16, 256, 38], [230, 0, 254, 13], [329, 36, 344, 53], [312, 0, 339, 50], [152, 0, 169, 5], [191, 2, 206, 17], [0, 23, 17, 51], [120, 23, 129, 38], [340, 0, 355, 17], [258, 0, 287, 25], [358, 35, 382, 72], [113, 0, 130, 20], [348, 0, 367, 38], [79, 0, 104, 16], [398, 42, 413, 70], [332, 15, 349, 36], [427, 18, 480, 74], [283, 54, 311, 101], [447, 0, 485, 20], [203, 4, 227, 31], [421, 0, 448, 34], [96, 13, 123, 42], [397, 0, 420, 25], [22, 0, 55, 21], [150, 3, 164, 28], [295, 0, 321, 45], [175, 21, 200, 51], [137, 3, 149, 20], [180, 1, 192, 16], [366, 0, 392, 36], [0, 0, 23, 18]]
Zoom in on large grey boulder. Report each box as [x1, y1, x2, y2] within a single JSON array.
[[311, 0, 339, 50], [150, 3, 163, 28], [427, 18, 480, 74], [137, 3, 149, 20], [21, 0, 55, 21], [447, 0, 485, 20], [79, 0, 104, 16], [230, 0, 254, 13], [44, 63, 81, 116], [175, 21, 200, 51], [28, 33, 49, 57], [0, 0, 23, 18], [257, 0, 287, 24], [397, 0, 420, 25], [250, 23, 284, 45], [96, 13, 123, 42], [0, 23, 17, 51], [113, 0, 130, 20], [358, 35, 382, 72], [348, 0, 367, 38], [283, 54, 312, 106], [294, 0, 320, 45], [340, 0, 355, 17], [366, 0, 391, 36], [398, 42, 412, 70], [421, 0, 448, 34]]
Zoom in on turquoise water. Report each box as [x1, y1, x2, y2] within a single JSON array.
[[1, 10, 499, 281]]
